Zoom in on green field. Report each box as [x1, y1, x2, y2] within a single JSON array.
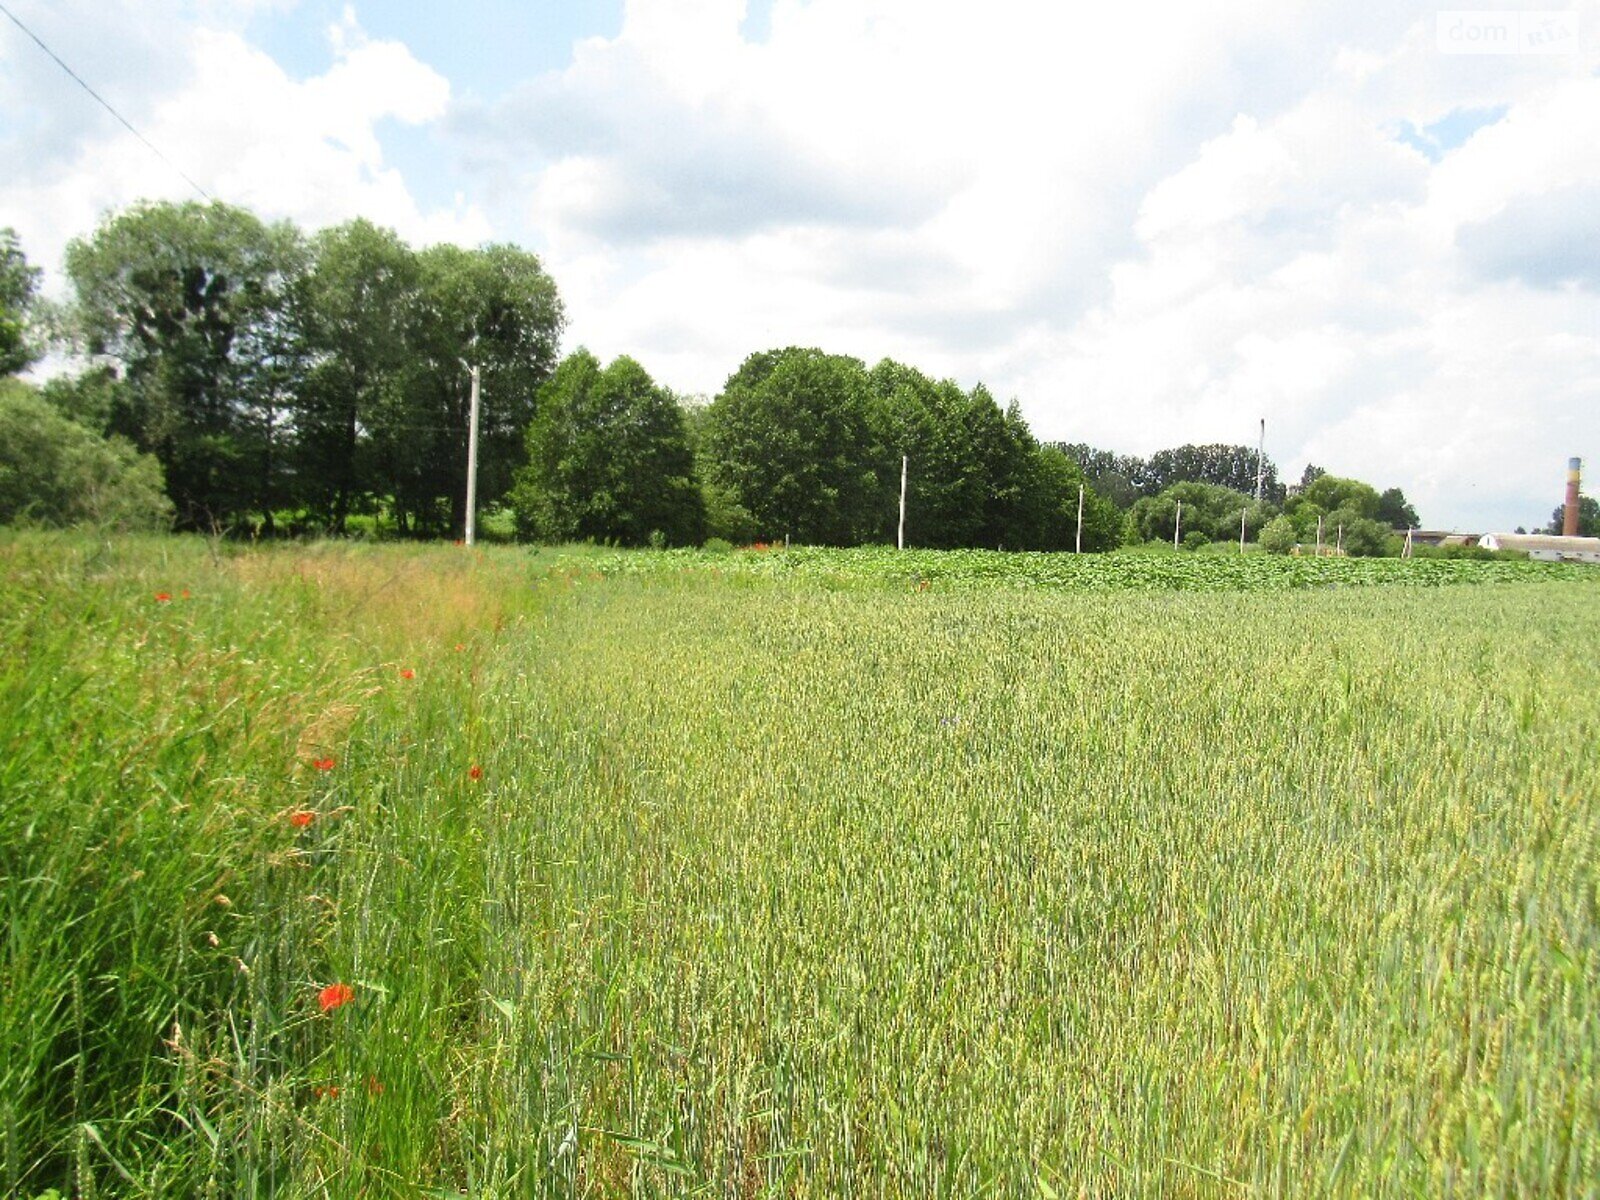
[[4, 535, 1598, 1197]]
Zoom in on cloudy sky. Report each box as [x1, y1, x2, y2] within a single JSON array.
[[2, 0, 1596, 531]]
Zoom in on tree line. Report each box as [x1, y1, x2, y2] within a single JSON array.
[[1, 201, 1124, 550], [13, 200, 1568, 551]]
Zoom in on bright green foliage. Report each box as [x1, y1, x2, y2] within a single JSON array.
[[3, 535, 1598, 1196], [1130, 480, 1261, 544], [1282, 476, 1395, 556], [1297, 474, 1381, 518], [513, 350, 705, 545], [1258, 513, 1298, 554], [0, 227, 41, 376], [587, 542, 1600, 590], [0, 381, 172, 529], [39, 365, 123, 431], [699, 477, 759, 543]]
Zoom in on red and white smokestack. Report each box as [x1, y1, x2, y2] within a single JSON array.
[[1565, 457, 1583, 537]]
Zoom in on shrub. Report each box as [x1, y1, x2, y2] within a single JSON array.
[[1259, 515, 1297, 555], [0, 381, 172, 530]]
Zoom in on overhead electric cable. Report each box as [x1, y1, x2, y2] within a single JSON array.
[[0, 0, 213, 201]]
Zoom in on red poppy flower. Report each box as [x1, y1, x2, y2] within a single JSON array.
[[154, 592, 172, 602], [399, 668, 415, 680], [319, 982, 355, 1013], [468, 764, 483, 781], [289, 810, 315, 828], [453, 643, 466, 653], [313, 1084, 340, 1100], [312, 757, 335, 771], [181, 589, 192, 599], [367, 1074, 385, 1095]]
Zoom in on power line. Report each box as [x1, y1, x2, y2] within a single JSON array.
[[0, 0, 213, 201]]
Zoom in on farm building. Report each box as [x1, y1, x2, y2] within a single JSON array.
[[1477, 533, 1600, 565], [1404, 530, 1481, 548]]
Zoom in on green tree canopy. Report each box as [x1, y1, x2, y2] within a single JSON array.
[[295, 219, 420, 533], [1146, 443, 1283, 502], [394, 243, 564, 536], [1129, 481, 1262, 544], [701, 348, 885, 545], [1, 228, 42, 376], [1377, 487, 1421, 529], [865, 359, 986, 548], [1294, 475, 1380, 520], [513, 349, 704, 546], [64, 200, 305, 530]]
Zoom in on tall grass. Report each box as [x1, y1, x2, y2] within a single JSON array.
[[3, 533, 1597, 1196]]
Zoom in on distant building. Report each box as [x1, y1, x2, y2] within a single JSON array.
[[1403, 530, 1480, 548], [1477, 533, 1600, 564]]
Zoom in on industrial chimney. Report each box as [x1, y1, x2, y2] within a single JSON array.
[[1565, 457, 1583, 537]]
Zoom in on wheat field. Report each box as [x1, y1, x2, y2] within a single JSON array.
[[3, 534, 1597, 1197]]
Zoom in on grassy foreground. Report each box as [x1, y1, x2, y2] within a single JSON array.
[[3, 534, 1598, 1197]]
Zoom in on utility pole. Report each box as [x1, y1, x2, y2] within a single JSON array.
[[1076, 484, 1085, 554], [1239, 505, 1247, 553], [464, 365, 481, 546], [1174, 501, 1182, 549], [1254, 417, 1266, 503], [897, 455, 908, 550]]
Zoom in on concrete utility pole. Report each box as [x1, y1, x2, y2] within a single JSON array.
[[464, 365, 481, 546], [897, 455, 908, 550], [1076, 484, 1085, 553], [1254, 417, 1266, 503], [1174, 501, 1183, 549]]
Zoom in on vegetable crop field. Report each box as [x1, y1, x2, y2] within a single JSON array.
[[4, 534, 1598, 1198]]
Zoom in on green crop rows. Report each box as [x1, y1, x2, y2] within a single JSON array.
[[3, 533, 1597, 1197], [587, 542, 1600, 592]]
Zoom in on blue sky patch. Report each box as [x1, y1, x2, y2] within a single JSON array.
[[1395, 103, 1507, 162]]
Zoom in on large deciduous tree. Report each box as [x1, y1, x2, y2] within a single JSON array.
[[64, 201, 305, 531], [296, 219, 419, 533], [702, 348, 886, 545], [395, 244, 564, 536], [513, 350, 704, 545], [1376, 486, 1421, 530], [866, 360, 987, 548]]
